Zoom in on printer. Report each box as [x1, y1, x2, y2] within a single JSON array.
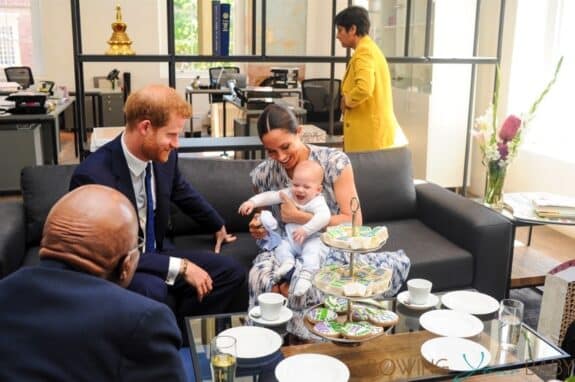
[[5, 92, 47, 114]]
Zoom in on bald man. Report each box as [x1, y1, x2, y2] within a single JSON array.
[[70, 84, 247, 335], [0, 185, 186, 382]]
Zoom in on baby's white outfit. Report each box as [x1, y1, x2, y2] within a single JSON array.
[[248, 188, 330, 296]]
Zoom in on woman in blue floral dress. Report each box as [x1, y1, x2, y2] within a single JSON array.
[[248, 104, 410, 338]]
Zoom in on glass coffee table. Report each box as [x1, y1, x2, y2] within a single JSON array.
[[185, 294, 568, 381]]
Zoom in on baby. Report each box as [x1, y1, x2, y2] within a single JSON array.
[[239, 160, 331, 296]]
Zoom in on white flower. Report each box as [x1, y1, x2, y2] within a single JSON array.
[[474, 106, 493, 132], [484, 145, 500, 162]]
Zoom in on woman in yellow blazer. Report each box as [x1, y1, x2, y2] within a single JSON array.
[[335, 6, 401, 152]]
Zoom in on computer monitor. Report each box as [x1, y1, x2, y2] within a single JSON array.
[[4, 66, 34, 90], [219, 72, 247, 89]]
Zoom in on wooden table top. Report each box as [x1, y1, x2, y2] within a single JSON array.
[[280, 320, 565, 381]]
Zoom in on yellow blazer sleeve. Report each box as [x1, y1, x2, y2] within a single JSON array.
[[344, 47, 376, 108]]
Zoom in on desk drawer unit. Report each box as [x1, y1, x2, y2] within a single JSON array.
[[99, 92, 124, 127]]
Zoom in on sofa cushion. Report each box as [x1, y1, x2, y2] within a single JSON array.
[[24, 247, 41, 268], [172, 232, 258, 271], [0, 200, 26, 275], [381, 219, 474, 292], [348, 147, 416, 222], [21, 165, 78, 247], [172, 157, 261, 235]]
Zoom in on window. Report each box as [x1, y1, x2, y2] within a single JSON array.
[[0, 0, 32, 67], [506, 0, 574, 162], [174, 0, 234, 73]]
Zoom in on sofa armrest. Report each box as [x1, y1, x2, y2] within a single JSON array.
[[0, 200, 26, 277], [415, 183, 513, 299]]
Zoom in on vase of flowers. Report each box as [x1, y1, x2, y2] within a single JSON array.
[[484, 159, 507, 208], [474, 58, 563, 209]]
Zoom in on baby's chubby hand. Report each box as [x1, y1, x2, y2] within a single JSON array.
[[292, 227, 308, 244], [238, 200, 255, 215]]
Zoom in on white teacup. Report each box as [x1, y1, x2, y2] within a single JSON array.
[[257, 292, 287, 321], [407, 278, 432, 305]]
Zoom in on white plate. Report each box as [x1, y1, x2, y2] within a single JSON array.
[[275, 353, 350, 382], [419, 309, 484, 338], [219, 326, 282, 360], [397, 291, 439, 310], [249, 306, 293, 326], [421, 337, 491, 371], [441, 291, 500, 315]]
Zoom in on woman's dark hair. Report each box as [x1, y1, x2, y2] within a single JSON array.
[[334, 6, 370, 36], [256, 103, 298, 138]]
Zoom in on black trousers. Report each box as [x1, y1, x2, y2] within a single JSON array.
[[129, 249, 248, 341]]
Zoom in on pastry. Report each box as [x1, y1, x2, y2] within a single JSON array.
[[322, 223, 388, 250], [366, 308, 399, 327], [351, 305, 370, 321], [343, 282, 367, 297], [324, 296, 348, 314], [306, 307, 337, 324], [340, 321, 375, 340], [312, 321, 343, 339], [314, 264, 392, 298]]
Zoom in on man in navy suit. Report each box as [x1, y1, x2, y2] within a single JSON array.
[[70, 84, 247, 332], [0, 185, 187, 382]]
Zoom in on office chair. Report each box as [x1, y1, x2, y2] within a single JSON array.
[[301, 78, 343, 135], [4, 66, 34, 90], [208, 66, 240, 103]]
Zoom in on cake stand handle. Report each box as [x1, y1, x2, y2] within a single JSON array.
[[350, 196, 360, 237], [349, 251, 354, 278], [347, 299, 353, 322]]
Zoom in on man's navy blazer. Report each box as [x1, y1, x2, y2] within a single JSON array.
[[0, 261, 186, 382], [70, 134, 225, 277]]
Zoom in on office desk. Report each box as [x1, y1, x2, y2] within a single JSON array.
[[184, 86, 301, 109], [222, 94, 306, 137], [178, 134, 342, 159], [185, 86, 302, 137], [91, 126, 342, 159], [0, 97, 75, 165], [0, 97, 75, 191], [185, 86, 231, 109], [184, 86, 231, 136]]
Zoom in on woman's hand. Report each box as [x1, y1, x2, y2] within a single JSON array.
[[249, 213, 267, 240], [340, 95, 347, 114], [214, 226, 236, 253], [279, 192, 300, 224]]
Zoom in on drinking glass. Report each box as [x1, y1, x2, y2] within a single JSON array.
[[498, 299, 524, 350], [210, 335, 237, 382]]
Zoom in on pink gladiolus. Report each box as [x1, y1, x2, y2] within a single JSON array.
[[498, 142, 509, 160], [499, 114, 522, 142]]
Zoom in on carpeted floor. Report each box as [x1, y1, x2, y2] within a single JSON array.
[[509, 287, 543, 329]]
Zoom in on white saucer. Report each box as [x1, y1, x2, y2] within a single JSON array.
[[219, 326, 282, 359], [441, 291, 500, 315], [419, 309, 484, 338], [249, 306, 293, 326], [421, 337, 491, 371], [397, 291, 439, 310], [275, 353, 350, 382]]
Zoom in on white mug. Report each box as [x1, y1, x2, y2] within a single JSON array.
[[407, 278, 432, 305], [258, 292, 287, 321]]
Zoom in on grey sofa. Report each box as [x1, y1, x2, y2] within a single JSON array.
[[0, 147, 513, 299]]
